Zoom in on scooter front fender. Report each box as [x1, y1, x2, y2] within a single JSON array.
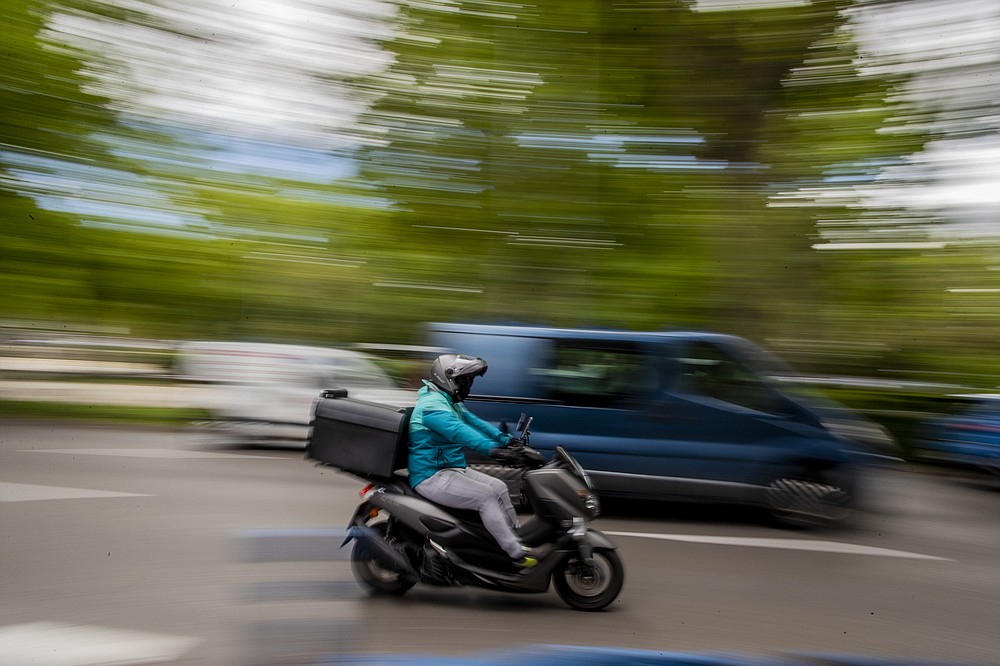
[[581, 528, 617, 551]]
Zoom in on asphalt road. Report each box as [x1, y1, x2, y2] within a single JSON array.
[[2, 422, 999, 665]]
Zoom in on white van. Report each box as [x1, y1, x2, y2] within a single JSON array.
[[178, 341, 416, 444]]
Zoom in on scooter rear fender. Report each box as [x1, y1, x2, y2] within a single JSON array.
[[341, 523, 417, 576]]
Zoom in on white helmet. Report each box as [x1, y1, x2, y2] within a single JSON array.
[[429, 354, 488, 402]]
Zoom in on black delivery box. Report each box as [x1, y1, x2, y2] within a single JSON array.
[[306, 390, 412, 478]]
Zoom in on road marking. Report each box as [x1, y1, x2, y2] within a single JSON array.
[[24, 448, 283, 459], [0, 482, 148, 502], [0, 621, 202, 665], [603, 531, 951, 561]]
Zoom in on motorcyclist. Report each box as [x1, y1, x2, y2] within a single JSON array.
[[408, 353, 549, 569]]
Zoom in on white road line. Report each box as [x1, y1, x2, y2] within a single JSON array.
[[0, 621, 202, 666], [0, 482, 148, 502], [24, 448, 282, 459], [603, 531, 951, 561]]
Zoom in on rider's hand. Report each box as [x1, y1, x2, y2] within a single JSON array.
[[490, 446, 521, 463], [506, 436, 526, 448]]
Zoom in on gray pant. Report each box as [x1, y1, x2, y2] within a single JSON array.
[[415, 467, 522, 559]]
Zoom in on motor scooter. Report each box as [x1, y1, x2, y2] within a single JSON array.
[[342, 414, 624, 611]]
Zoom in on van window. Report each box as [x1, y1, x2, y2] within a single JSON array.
[[679, 341, 792, 415], [533, 340, 654, 407]]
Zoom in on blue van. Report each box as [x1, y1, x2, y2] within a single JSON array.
[[427, 323, 894, 527]]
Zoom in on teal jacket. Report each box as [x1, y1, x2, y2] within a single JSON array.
[[407, 381, 510, 489]]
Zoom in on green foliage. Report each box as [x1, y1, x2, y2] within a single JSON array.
[[1, 0, 114, 326], [352, 0, 898, 343], [3, 0, 999, 392], [0, 400, 211, 423]]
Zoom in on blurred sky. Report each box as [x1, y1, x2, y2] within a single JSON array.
[[849, 0, 1000, 236], [47, 0, 395, 151], [20, 0, 1000, 239]]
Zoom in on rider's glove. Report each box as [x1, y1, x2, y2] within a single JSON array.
[[491, 447, 528, 466]]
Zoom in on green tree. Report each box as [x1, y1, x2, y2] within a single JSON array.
[[353, 0, 920, 347], [1, 0, 116, 325]]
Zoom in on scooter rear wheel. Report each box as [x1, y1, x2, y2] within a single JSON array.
[[351, 522, 416, 596], [553, 548, 624, 611]]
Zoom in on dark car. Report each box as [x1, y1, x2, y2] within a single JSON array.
[[915, 394, 1000, 477], [428, 322, 895, 528]]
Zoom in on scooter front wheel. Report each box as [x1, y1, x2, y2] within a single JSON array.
[[553, 547, 624, 611], [351, 522, 416, 596]]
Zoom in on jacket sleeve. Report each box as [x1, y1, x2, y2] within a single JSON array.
[[457, 404, 511, 444], [422, 403, 505, 456]]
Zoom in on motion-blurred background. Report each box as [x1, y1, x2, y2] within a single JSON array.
[[4, 0, 1000, 452], [5, 3, 1000, 663]]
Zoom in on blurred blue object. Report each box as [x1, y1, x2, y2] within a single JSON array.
[[323, 644, 990, 666], [425, 323, 897, 529], [915, 394, 1000, 476]]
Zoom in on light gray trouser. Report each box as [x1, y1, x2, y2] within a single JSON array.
[[415, 467, 522, 559]]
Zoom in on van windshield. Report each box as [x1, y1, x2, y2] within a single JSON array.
[[678, 339, 798, 416]]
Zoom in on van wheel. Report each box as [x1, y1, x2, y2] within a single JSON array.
[[765, 471, 855, 529], [351, 522, 416, 595]]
